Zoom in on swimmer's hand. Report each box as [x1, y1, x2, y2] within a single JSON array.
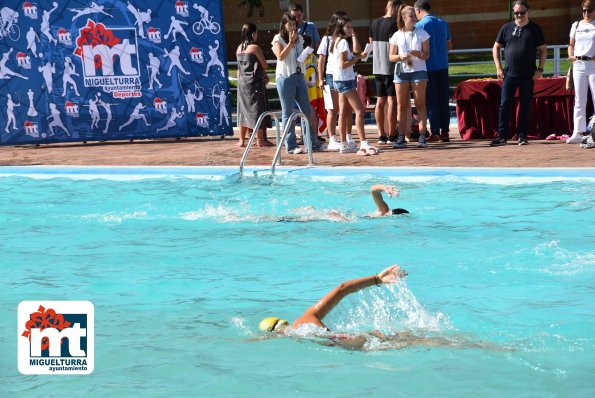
[[378, 265, 407, 284], [384, 185, 400, 198]]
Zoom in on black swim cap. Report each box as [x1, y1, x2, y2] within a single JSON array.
[[392, 208, 409, 215]]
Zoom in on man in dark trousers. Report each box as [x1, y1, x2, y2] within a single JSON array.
[[415, 0, 452, 142], [369, 0, 402, 145], [491, 0, 546, 146]]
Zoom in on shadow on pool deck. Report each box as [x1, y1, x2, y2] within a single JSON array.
[[1, 125, 594, 168]]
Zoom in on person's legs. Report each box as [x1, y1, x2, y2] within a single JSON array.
[[375, 95, 388, 139], [411, 80, 428, 148], [496, 75, 518, 141], [436, 69, 451, 137], [343, 89, 366, 143], [276, 75, 299, 153], [572, 61, 589, 134], [516, 77, 534, 142], [425, 70, 439, 136], [295, 75, 317, 148], [387, 95, 397, 139], [396, 81, 411, 147]]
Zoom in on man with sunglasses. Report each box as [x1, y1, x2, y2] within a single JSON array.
[[491, 0, 546, 146]]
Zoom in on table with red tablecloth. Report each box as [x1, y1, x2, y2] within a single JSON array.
[[453, 77, 589, 140]]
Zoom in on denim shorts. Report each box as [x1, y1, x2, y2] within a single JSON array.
[[325, 73, 334, 88], [394, 70, 429, 84], [333, 79, 356, 94]]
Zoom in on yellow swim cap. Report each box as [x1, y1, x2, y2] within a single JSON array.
[[259, 317, 289, 332]]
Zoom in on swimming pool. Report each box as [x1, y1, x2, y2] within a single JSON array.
[[1, 167, 594, 397]]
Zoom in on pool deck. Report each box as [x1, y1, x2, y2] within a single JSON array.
[[1, 125, 593, 168]]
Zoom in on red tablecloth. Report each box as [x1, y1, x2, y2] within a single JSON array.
[[454, 77, 581, 140]]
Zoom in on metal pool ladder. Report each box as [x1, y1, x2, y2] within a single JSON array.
[[239, 111, 315, 175]]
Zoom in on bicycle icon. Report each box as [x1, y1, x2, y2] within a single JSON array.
[[192, 4, 220, 36], [0, 8, 21, 41]]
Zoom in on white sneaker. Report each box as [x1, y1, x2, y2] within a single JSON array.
[[346, 140, 357, 151], [359, 140, 370, 150], [327, 137, 341, 151], [566, 133, 584, 144], [339, 142, 356, 154], [289, 148, 304, 154]]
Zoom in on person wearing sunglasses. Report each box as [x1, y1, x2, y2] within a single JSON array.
[[491, 0, 547, 146], [566, 1, 595, 144]]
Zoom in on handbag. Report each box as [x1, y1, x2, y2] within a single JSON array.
[[566, 21, 579, 91]]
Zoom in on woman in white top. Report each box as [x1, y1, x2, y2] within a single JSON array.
[[329, 16, 376, 155], [566, 0, 595, 144], [389, 4, 430, 149], [272, 12, 322, 154], [316, 11, 353, 151]]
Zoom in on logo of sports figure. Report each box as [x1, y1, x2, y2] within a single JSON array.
[[58, 28, 72, 45], [147, 26, 161, 43], [74, 20, 141, 94], [23, 2, 38, 19], [175, 1, 189, 17], [18, 301, 94, 375]]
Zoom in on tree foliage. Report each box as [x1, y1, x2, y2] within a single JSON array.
[[238, 0, 265, 17]]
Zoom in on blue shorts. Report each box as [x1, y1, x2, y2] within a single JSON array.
[[333, 79, 356, 94], [325, 73, 334, 88], [394, 70, 429, 84]]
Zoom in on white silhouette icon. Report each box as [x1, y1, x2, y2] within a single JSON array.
[[41, 2, 58, 45], [192, 4, 220, 35], [184, 85, 203, 113], [156, 106, 184, 133], [96, 92, 114, 134], [69, 2, 113, 21], [0, 7, 19, 40], [47, 103, 70, 136], [5, 93, 20, 133], [127, 1, 152, 38], [88, 96, 100, 129], [203, 40, 224, 77], [27, 89, 38, 117], [211, 88, 229, 126], [0, 48, 28, 80], [147, 52, 163, 90], [119, 102, 150, 131], [26, 27, 40, 58], [38, 61, 56, 93], [165, 46, 189, 76], [164, 16, 189, 42], [62, 57, 80, 97]]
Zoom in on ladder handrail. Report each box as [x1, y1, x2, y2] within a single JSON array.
[[239, 111, 281, 174], [271, 111, 314, 175]]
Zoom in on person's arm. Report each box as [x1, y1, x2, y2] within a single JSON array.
[[446, 39, 452, 52], [568, 37, 576, 63], [273, 30, 298, 61], [534, 44, 547, 79], [252, 45, 268, 71], [410, 39, 430, 61], [317, 53, 326, 88], [389, 43, 400, 62], [351, 32, 362, 54], [292, 265, 407, 329], [492, 42, 504, 79], [370, 184, 399, 214]]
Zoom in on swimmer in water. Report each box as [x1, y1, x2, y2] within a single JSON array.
[[258, 265, 511, 351], [264, 184, 409, 223]]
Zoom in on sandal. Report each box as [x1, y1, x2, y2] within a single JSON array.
[[356, 148, 370, 156], [367, 146, 379, 155]]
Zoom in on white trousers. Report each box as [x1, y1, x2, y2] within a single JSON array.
[[572, 60, 595, 133]]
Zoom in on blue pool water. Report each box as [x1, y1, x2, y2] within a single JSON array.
[[1, 167, 594, 397]]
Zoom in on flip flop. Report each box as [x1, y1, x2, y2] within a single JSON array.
[[367, 146, 379, 155], [545, 134, 557, 141], [356, 148, 369, 156], [559, 134, 570, 140]]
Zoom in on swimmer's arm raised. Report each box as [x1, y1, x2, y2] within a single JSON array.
[[292, 265, 406, 328], [370, 184, 399, 214]]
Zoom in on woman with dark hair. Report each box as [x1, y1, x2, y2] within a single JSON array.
[[566, 0, 595, 144], [329, 16, 376, 155], [389, 4, 430, 149], [235, 23, 273, 147], [272, 12, 324, 154], [316, 11, 353, 151]]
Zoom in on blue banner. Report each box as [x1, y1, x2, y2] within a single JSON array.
[[0, 0, 232, 145]]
